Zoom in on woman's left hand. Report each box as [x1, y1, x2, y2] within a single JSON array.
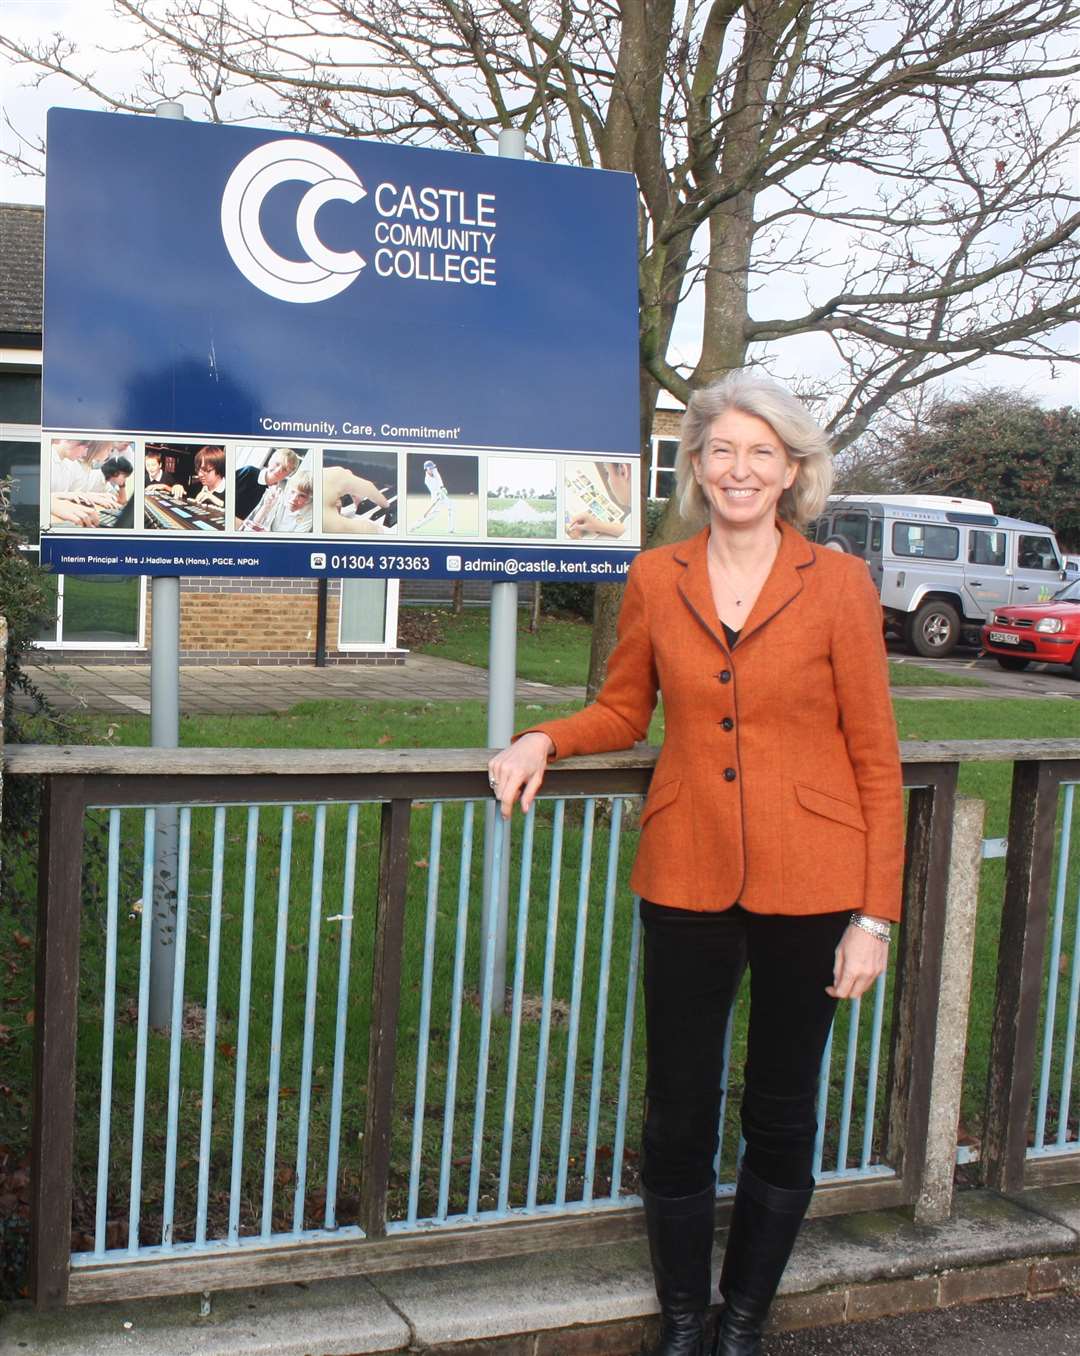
[[827, 923, 889, 1000]]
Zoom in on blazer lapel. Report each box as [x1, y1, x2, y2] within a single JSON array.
[[675, 527, 730, 652], [738, 519, 815, 644]]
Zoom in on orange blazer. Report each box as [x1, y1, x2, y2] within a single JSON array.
[[528, 521, 905, 921]]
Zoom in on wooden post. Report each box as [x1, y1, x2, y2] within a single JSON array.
[[30, 775, 87, 1309], [885, 765, 957, 1197], [982, 761, 1061, 1193], [360, 798, 412, 1237]]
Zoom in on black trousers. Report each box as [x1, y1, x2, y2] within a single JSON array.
[[640, 899, 849, 1196]]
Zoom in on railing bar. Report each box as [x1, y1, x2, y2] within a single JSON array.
[[293, 804, 327, 1235], [261, 806, 295, 1238], [161, 808, 192, 1249], [195, 805, 227, 1248], [498, 805, 536, 1213], [556, 798, 596, 1207], [1035, 784, 1073, 1149], [812, 1023, 835, 1177], [527, 799, 565, 1210], [469, 815, 510, 1215], [128, 807, 157, 1255], [1056, 795, 1080, 1148], [228, 807, 260, 1244], [438, 800, 475, 1221], [836, 997, 861, 1172], [610, 899, 642, 1199], [326, 803, 361, 1229], [583, 798, 623, 1203], [408, 802, 444, 1225], [93, 809, 121, 1257], [860, 970, 888, 1168], [713, 1009, 736, 1186]]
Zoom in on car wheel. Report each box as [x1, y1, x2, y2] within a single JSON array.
[[907, 600, 961, 658], [995, 655, 1030, 672], [1071, 648, 1080, 681], [822, 535, 852, 553]]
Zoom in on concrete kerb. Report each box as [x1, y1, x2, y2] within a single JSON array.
[[3, 1187, 1080, 1355]]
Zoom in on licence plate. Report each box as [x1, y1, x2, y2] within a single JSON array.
[[988, 630, 1020, 645]]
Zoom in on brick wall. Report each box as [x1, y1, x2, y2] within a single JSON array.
[[42, 576, 404, 666]]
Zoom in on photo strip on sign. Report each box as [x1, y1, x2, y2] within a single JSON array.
[[39, 108, 640, 581]]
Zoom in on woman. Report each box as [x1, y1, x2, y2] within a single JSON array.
[[488, 372, 903, 1356]]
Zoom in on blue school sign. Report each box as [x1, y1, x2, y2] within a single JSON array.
[[40, 108, 640, 580]]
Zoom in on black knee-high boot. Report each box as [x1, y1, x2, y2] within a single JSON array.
[[713, 1165, 812, 1355], [642, 1183, 716, 1356]]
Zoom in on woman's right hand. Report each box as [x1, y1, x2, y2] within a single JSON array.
[[488, 732, 555, 819]]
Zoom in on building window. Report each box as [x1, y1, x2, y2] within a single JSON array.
[[650, 437, 678, 499], [338, 579, 401, 650]]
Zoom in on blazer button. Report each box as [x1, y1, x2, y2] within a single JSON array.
[[724, 767, 737, 782], [721, 717, 734, 731], [718, 670, 732, 684]]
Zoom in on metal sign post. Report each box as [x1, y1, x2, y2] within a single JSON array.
[[148, 99, 184, 1030], [481, 130, 525, 1013]]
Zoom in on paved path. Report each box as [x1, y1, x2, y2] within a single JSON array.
[[22, 652, 585, 715], [765, 1292, 1080, 1354]]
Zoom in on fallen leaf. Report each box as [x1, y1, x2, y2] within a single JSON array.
[[24, 1009, 35, 1027], [218, 1042, 237, 1059], [376, 732, 392, 746], [414, 858, 429, 869], [11, 931, 31, 951]]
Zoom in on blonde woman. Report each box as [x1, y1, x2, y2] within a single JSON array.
[[489, 372, 903, 1356]]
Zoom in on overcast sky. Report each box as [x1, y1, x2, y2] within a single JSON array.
[[3, 0, 1075, 411]]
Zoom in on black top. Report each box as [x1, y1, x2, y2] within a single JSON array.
[[722, 622, 741, 650]]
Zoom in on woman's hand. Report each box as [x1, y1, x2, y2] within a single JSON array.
[[827, 922, 889, 1000], [488, 732, 555, 819]]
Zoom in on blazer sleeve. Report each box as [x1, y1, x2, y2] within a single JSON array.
[[831, 560, 905, 922], [520, 554, 659, 759]]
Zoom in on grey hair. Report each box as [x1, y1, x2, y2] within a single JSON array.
[[674, 371, 833, 529]]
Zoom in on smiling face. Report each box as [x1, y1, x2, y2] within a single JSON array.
[[693, 409, 798, 531], [266, 452, 292, 485]]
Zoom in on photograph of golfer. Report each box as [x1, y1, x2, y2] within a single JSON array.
[[564, 459, 634, 540], [321, 448, 398, 536], [405, 452, 480, 536], [486, 457, 557, 539]]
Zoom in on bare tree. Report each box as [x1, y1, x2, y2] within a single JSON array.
[[4, 1, 1078, 691]]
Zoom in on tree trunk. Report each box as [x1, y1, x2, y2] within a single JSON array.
[[586, 583, 623, 703], [451, 579, 463, 615], [530, 581, 541, 633]]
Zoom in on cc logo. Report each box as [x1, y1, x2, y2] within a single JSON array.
[[220, 140, 367, 303]]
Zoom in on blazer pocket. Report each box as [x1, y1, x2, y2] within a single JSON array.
[[641, 778, 681, 827], [795, 783, 867, 832]]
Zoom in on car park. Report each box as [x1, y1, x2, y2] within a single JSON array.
[[981, 577, 1080, 677], [809, 494, 1066, 658]]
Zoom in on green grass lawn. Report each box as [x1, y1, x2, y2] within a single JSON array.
[[0, 691, 1075, 1276], [407, 604, 987, 690]]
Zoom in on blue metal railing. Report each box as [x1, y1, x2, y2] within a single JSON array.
[[71, 791, 895, 1269], [1029, 781, 1080, 1159]]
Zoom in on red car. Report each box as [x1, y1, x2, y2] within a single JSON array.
[[981, 579, 1080, 677]]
